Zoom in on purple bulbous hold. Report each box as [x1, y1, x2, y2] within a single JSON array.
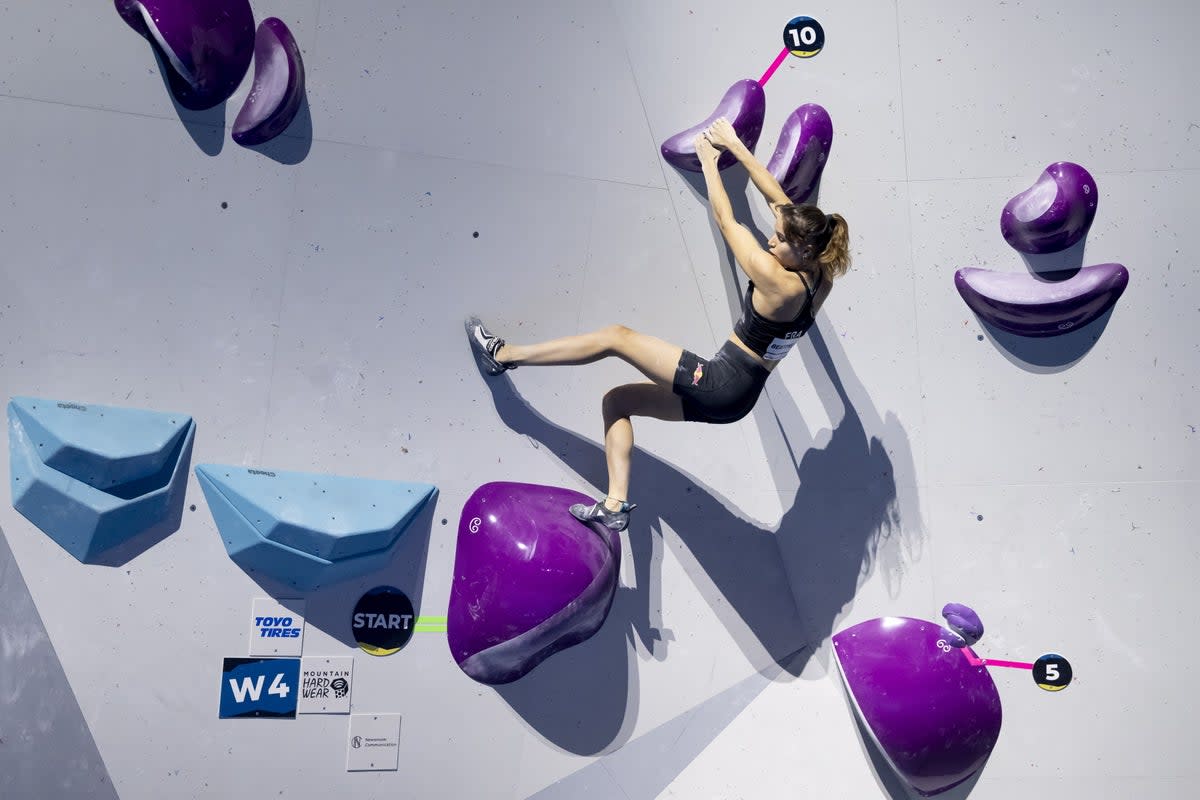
[[447, 482, 621, 685], [660, 80, 766, 172], [941, 602, 984, 646], [766, 103, 833, 205], [833, 617, 1002, 796], [954, 263, 1129, 337], [114, 0, 255, 110], [1000, 162, 1098, 254], [233, 18, 305, 146]]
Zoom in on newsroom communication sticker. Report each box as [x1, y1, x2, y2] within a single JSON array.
[[351, 586, 415, 656], [1033, 653, 1073, 691], [346, 713, 402, 771]]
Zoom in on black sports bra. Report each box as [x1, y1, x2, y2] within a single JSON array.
[[732, 270, 823, 361]]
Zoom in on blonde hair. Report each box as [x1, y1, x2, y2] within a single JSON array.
[[779, 204, 852, 281]]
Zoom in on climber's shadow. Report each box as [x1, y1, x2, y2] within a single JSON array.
[[470, 158, 920, 755], [469, 315, 918, 755]]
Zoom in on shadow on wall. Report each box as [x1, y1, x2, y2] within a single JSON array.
[[149, 40, 313, 163], [692, 162, 924, 669], [228, 503, 440, 651], [980, 306, 1118, 372], [971, 234, 1121, 371], [88, 426, 197, 568], [0, 525, 120, 800], [469, 312, 922, 756], [149, 44, 226, 157]]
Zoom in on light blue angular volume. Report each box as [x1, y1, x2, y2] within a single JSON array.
[[7, 396, 195, 562], [194, 464, 438, 590]]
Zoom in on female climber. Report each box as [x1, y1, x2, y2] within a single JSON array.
[[467, 117, 851, 532]]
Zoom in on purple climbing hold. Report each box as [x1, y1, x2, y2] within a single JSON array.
[[660, 79, 766, 172], [447, 482, 622, 685], [940, 602, 984, 647], [766, 103, 833, 205], [954, 263, 1129, 337], [937, 626, 968, 649], [1000, 162, 1098, 254], [114, 0, 255, 110], [833, 616, 1002, 797], [233, 18, 305, 146]]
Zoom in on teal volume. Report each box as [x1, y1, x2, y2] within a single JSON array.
[[7, 396, 195, 562], [195, 464, 438, 590]]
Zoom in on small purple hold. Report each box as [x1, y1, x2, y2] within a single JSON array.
[[766, 103, 833, 205], [1000, 162, 1098, 254], [941, 602, 984, 647], [233, 18, 305, 146], [660, 80, 766, 172]]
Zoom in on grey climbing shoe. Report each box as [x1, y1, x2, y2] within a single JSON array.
[[569, 499, 636, 532], [465, 316, 515, 376]]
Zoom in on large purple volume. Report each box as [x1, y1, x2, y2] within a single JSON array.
[[660, 80, 766, 172], [447, 482, 621, 685], [766, 103, 833, 205], [1000, 162, 1098, 254], [833, 617, 1002, 796], [954, 263, 1129, 337], [233, 18, 305, 146], [114, 0, 255, 110]]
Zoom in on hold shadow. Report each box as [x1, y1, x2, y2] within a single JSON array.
[[90, 423, 197, 567], [146, 42, 226, 155], [237, 92, 314, 165], [1017, 237, 1086, 278], [493, 586, 639, 755], [978, 305, 1118, 372], [224, 501, 440, 649]]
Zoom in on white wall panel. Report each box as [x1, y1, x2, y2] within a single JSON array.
[[1, 2, 1196, 798]]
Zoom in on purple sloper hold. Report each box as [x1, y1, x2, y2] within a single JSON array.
[[940, 604, 979, 647], [954, 263, 1129, 337], [447, 482, 621, 685], [233, 18, 305, 146], [1000, 162, 1098, 254], [766, 103, 833, 205], [833, 617, 1003, 797], [660, 79, 766, 172], [114, 0, 255, 110]]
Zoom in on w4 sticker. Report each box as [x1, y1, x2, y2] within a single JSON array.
[[219, 657, 301, 719]]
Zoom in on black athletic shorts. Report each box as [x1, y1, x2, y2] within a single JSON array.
[[672, 340, 770, 424]]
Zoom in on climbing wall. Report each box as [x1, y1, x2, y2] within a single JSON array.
[[1, 1, 1196, 798]]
